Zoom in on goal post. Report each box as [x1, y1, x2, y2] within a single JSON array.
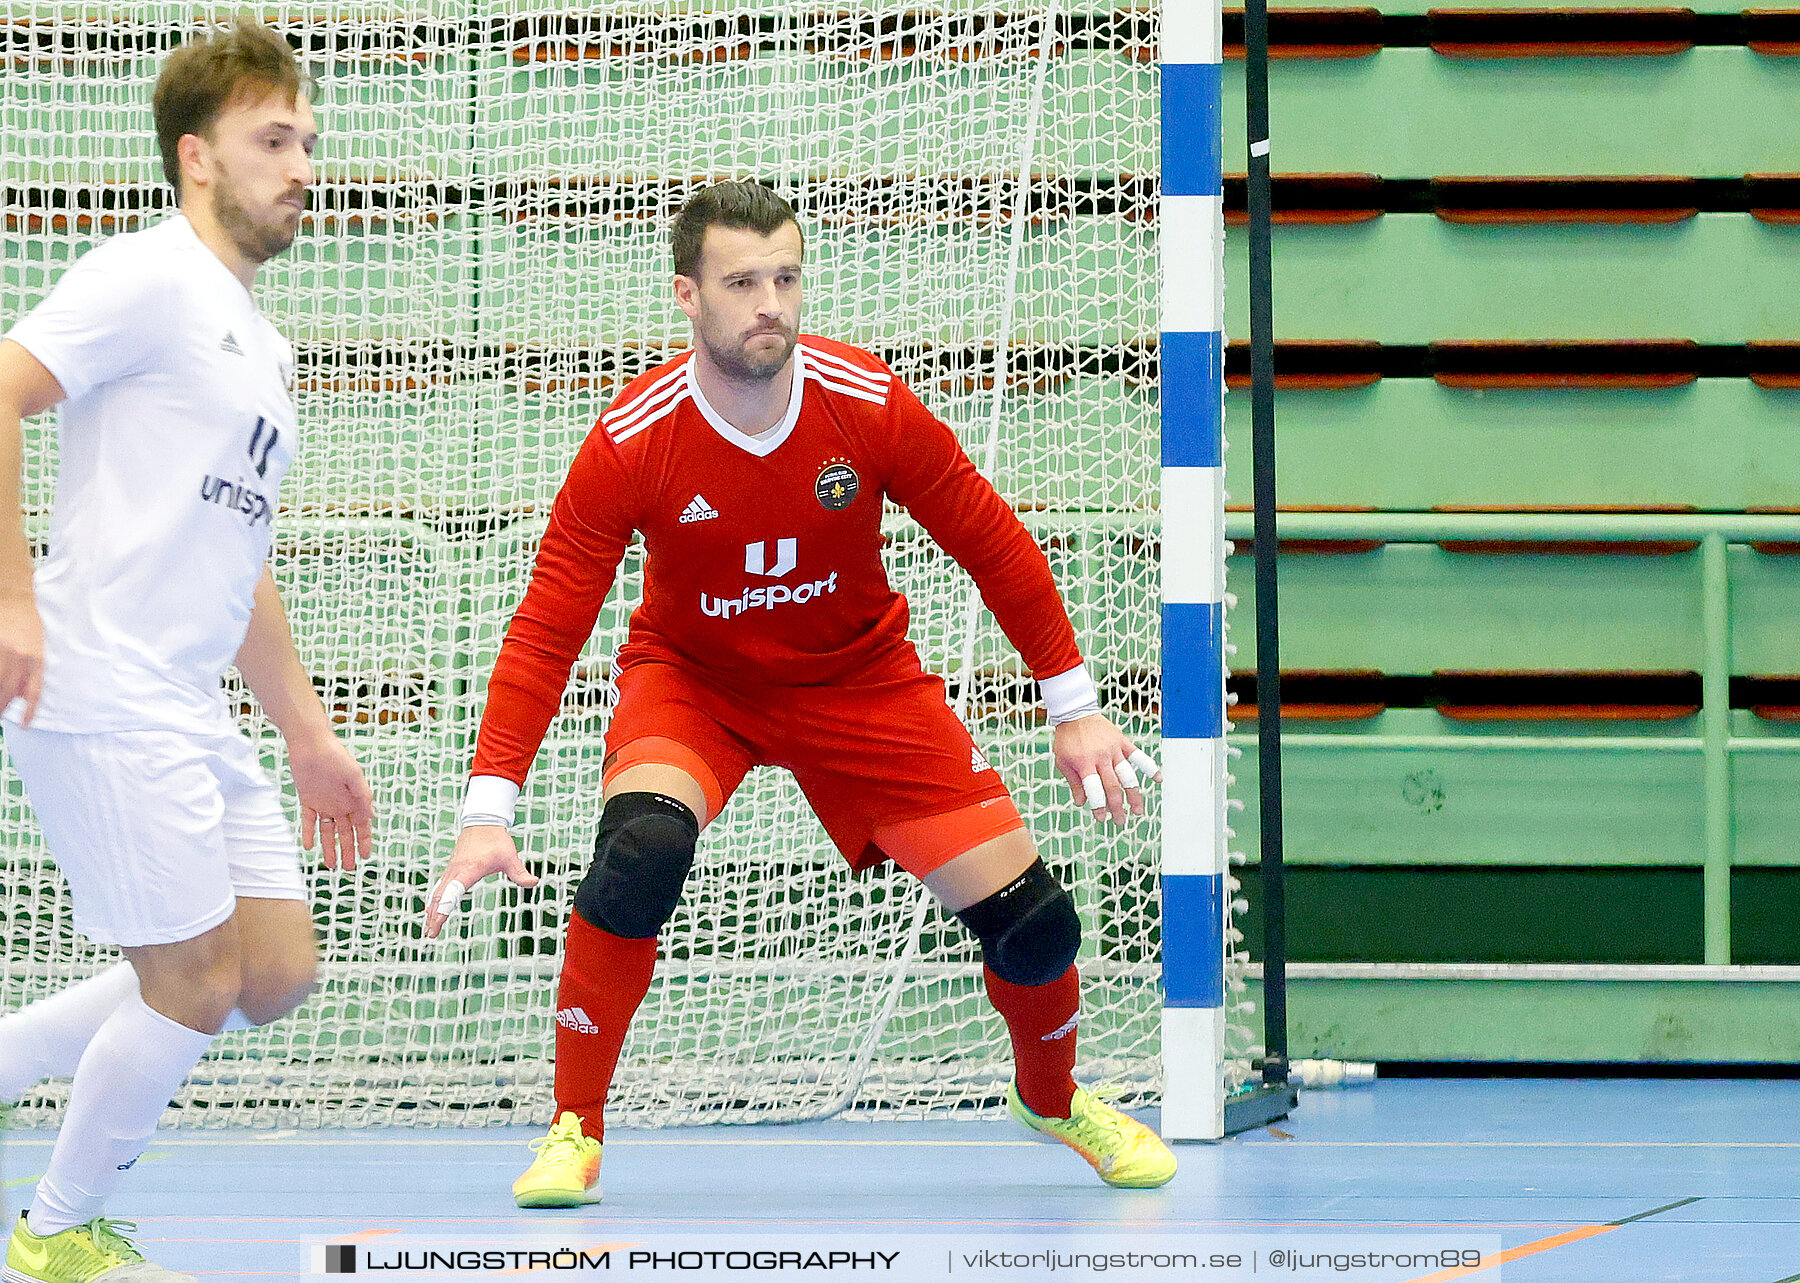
[[1155, 0, 1232, 1142], [0, 0, 1251, 1131]]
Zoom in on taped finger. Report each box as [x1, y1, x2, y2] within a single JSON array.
[[1127, 749, 1161, 781], [1115, 760, 1140, 790], [1081, 772, 1106, 811], [435, 878, 467, 917]]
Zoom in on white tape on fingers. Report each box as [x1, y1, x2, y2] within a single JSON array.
[[435, 879, 467, 917], [1115, 760, 1140, 790], [1081, 773, 1106, 810], [1127, 749, 1161, 781]]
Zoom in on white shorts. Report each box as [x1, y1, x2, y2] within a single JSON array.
[[4, 724, 306, 947]]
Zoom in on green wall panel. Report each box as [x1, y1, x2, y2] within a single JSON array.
[[1223, 215, 1800, 343], [261, 216, 475, 343], [0, 59, 161, 187], [1229, 714, 1708, 867], [311, 55, 475, 184], [274, 525, 456, 679], [1271, 0, 1750, 10], [1252, 971, 1800, 1063], [1228, 544, 1800, 674], [474, 51, 1152, 181], [474, 214, 1153, 346], [1719, 548, 1800, 677], [1236, 865, 1706, 961], [1224, 48, 1800, 176], [1221, 381, 1800, 511], [1227, 543, 1706, 671], [286, 380, 598, 517]]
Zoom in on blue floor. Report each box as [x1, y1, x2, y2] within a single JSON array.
[[7, 1080, 1800, 1280]]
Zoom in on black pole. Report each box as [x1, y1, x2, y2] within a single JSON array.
[[1243, 0, 1289, 1085]]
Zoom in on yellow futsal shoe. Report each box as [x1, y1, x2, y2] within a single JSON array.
[[512, 1112, 603, 1208], [4, 1213, 197, 1282], [1007, 1081, 1178, 1189]]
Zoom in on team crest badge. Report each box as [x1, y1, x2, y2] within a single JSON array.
[[815, 460, 859, 511]]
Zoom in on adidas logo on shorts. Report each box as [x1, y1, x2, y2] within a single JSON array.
[[970, 746, 993, 773], [556, 1006, 600, 1035], [679, 494, 719, 524], [219, 330, 244, 356]]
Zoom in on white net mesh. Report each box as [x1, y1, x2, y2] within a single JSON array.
[[0, 1, 1191, 1127]]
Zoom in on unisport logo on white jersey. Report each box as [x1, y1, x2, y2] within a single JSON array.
[[197, 475, 274, 527], [700, 538, 839, 619], [198, 416, 279, 527]]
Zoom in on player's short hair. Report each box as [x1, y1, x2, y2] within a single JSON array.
[[671, 180, 803, 279], [153, 13, 307, 200]]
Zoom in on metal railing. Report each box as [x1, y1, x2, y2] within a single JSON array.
[[1223, 511, 1800, 965]]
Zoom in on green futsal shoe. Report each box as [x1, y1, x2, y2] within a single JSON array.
[[3, 1214, 197, 1282], [1008, 1081, 1178, 1189], [513, 1112, 603, 1209]]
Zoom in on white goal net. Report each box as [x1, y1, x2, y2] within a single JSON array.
[[0, 1, 1207, 1127]]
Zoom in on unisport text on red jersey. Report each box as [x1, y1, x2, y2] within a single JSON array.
[[700, 571, 840, 620]]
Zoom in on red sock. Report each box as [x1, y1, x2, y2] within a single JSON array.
[[984, 963, 1079, 1119], [554, 912, 659, 1143]]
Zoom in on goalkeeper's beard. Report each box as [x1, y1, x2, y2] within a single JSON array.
[[702, 325, 797, 385]]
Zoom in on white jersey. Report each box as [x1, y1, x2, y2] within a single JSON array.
[[2, 214, 297, 733]]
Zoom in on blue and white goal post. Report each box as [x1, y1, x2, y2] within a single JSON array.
[[1156, 0, 1230, 1142]]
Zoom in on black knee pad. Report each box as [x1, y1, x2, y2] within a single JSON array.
[[954, 859, 1081, 987], [573, 793, 699, 939]]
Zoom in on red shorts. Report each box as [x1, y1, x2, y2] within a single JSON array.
[[601, 660, 1025, 877]]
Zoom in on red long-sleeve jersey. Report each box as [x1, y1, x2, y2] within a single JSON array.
[[472, 337, 1084, 785]]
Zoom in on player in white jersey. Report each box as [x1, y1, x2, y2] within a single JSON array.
[[0, 20, 373, 1282]]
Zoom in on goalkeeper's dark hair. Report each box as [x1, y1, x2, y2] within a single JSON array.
[[672, 180, 803, 279], [154, 12, 308, 201]]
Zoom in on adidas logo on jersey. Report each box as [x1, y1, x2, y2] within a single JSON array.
[[679, 494, 719, 524], [556, 1006, 600, 1035], [971, 746, 994, 773], [219, 331, 244, 356]]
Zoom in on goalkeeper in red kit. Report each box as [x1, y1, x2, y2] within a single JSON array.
[[424, 180, 1177, 1204]]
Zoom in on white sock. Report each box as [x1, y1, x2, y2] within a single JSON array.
[[0, 963, 140, 1103], [27, 993, 212, 1237]]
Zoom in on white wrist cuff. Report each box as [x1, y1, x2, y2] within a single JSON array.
[[1041, 664, 1102, 726], [460, 775, 520, 831]]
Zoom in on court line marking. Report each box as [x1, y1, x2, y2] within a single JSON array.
[[1239, 1140, 1800, 1149], [125, 1216, 1734, 1236], [1, 1136, 1048, 1149], [4, 1150, 168, 1189], [1403, 1197, 1702, 1282], [13, 1135, 1800, 1149]]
